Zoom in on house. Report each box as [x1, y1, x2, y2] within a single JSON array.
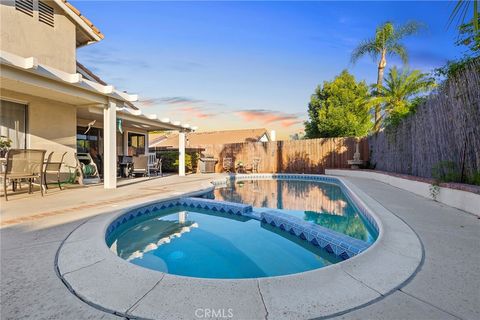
[[0, 0, 194, 188], [149, 128, 272, 150]]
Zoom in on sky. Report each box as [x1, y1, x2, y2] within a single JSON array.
[[74, 1, 466, 139]]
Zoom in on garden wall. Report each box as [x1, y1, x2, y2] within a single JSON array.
[[200, 137, 369, 173], [368, 59, 480, 181]]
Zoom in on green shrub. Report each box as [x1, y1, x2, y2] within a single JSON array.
[[467, 171, 480, 186], [431, 161, 462, 183], [155, 151, 199, 173]]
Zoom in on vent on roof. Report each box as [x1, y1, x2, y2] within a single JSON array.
[[15, 0, 34, 17], [39, 1, 54, 27]]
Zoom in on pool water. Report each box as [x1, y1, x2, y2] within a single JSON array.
[[214, 179, 377, 243], [107, 207, 341, 279]]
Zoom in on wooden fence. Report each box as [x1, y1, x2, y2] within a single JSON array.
[[368, 58, 480, 180], [198, 137, 369, 173]]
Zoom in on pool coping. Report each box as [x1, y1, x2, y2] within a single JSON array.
[[55, 174, 423, 320]]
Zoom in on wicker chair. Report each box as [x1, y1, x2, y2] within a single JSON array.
[[43, 151, 67, 190], [2, 149, 46, 201]]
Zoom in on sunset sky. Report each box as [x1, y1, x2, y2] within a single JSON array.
[[75, 1, 465, 139]]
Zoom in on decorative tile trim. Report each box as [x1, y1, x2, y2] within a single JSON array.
[[261, 210, 369, 260], [105, 197, 253, 239], [177, 197, 253, 216]]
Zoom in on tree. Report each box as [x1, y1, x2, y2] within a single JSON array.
[[369, 67, 436, 127], [304, 70, 372, 138], [449, 0, 479, 32], [351, 21, 423, 130], [456, 18, 480, 55]]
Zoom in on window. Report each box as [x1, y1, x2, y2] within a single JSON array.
[[15, 0, 34, 17], [128, 132, 146, 156], [0, 100, 27, 149], [76, 126, 100, 154], [39, 1, 54, 27]]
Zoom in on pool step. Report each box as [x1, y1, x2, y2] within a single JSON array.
[[260, 210, 369, 260], [179, 197, 253, 216]]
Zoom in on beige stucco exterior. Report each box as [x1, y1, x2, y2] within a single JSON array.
[[0, 0, 77, 73], [1, 88, 77, 171]]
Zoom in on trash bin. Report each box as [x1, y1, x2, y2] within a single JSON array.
[[199, 158, 218, 173]]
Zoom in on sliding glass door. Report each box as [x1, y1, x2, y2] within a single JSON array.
[[0, 99, 27, 149]]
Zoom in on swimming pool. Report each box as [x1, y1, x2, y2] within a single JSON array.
[[105, 175, 378, 279], [213, 178, 378, 243], [106, 206, 342, 279]]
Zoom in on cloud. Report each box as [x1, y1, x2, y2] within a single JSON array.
[[235, 109, 303, 128], [78, 47, 151, 70], [137, 96, 203, 108], [177, 106, 215, 119], [138, 96, 226, 110]]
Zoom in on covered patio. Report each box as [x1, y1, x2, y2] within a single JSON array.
[[1, 51, 195, 194]]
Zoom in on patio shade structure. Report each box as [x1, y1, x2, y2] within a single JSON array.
[[0, 50, 195, 188]]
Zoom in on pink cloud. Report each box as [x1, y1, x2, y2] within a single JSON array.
[[235, 109, 302, 127], [178, 106, 214, 119]]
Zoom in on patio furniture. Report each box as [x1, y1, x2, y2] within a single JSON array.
[[252, 158, 261, 173], [132, 155, 148, 177], [147, 153, 160, 176], [222, 157, 233, 173], [43, 151, 67, 190], [235, 161, 246, 173], [198, 157, 217, 173], [118, 155, 133, 178], [154, 158, 163, 176], [2, 149, 46, 201]]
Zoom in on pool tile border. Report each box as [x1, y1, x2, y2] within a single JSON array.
[[261, 210, 369, 259], [105, 197, 253, 239]]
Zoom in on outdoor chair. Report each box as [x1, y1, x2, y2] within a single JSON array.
[[147, 153, 160, 176], [43, 151, 67, 190], [252, 158, 261, 173], [132, 155, 148, 177], [222, 157, 233, 173], [154, 158, 163, 176], [2, 149, 46, 201]]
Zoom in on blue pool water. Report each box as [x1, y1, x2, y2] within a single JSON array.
[[107, 207, 341, 279], [214, 179, 378, 243]]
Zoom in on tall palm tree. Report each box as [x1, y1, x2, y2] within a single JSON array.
[[351, 21, 423, 130], [369, 67, 436, 126], [449, 0, 479, 32]]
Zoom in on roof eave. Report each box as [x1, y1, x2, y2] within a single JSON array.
[[53, 0, 104, 46]]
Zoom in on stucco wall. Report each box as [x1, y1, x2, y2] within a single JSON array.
[[326, 169, 480, 217], [1, 89, 77, 172], [0, 1, 77, 73]]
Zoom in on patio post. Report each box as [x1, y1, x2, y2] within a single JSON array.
[[103, 99, 117, 188], [179, 131, 186, 176]]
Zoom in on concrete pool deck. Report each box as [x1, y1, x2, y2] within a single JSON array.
[[1, 174, 479, 319]]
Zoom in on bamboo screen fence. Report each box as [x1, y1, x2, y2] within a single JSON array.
[[368, 59, 480, 179]]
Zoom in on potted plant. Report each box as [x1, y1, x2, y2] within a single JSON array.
[[0, 136, 12, 158]]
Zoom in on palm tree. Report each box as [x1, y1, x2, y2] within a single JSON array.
[[449, 0, 479, 32], [351, 21, 423, 130], [369, 67, 436, 126]]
